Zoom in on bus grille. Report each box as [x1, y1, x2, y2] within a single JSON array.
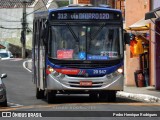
[[60, 64, 108, 68]]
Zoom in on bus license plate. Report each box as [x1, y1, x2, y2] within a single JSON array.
[[80, 81, 92, 86]]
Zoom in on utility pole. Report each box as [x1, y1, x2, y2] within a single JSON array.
[[21, 0, 32, 59], [21, 1, 27, 59]]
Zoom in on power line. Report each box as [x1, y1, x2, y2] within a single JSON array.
[[0, 25, 22, 29], [42, 0, 48, 10]]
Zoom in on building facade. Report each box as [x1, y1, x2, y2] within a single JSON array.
[[125, 0, 151, 86], [125, 0, 160, 90], [0, 0, 59, 56], [71, 0, 125, 19], [151, 0, 160, 89]]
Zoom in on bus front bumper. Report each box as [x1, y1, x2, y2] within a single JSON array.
[[46, 73, 124, 91]]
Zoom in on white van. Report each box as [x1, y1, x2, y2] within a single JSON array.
[[0, 50, 13, 60]]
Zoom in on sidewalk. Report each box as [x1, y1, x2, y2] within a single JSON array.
[[117, 86, 160, 103], [25, 59, 160, 103]]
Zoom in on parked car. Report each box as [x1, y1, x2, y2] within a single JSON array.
[[0, 73, 7, 107], [0, 50, 13, 60]]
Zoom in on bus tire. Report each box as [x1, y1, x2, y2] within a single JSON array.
[[0, 99, 7, 107], [47, 90, 56, 104], [36, 88, 44, 99], [107, 91, 116, 102]]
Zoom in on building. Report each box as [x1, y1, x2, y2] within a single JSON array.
[[0, 0, 60, 57], [124, 0, 151, 87], [125, 0, 160, 90], [70, 0, 125, 20], [0, 0, 36, 54], [0, 44, 5, 49], [147, 0, 160, 89]]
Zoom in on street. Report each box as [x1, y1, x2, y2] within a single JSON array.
[[0, 59, 160, 119], [1, 0, 160, 120]]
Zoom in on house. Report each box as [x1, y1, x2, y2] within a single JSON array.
[[70, 0, 125, 20], [144, 0, 160, 89], [0, 44, 5, 49], [0, 0, 60, 57]]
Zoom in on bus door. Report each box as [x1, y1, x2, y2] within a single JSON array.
[[39, 20, 46, 89]]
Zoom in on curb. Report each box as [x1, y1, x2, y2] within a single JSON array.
[[117, 91, 160, 103]]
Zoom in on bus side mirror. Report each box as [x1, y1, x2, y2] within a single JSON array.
[[124, 33, 131, 44]]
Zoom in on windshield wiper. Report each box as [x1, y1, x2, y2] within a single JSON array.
[[89, 23, 106, 40], [66, 23, 79, 43]]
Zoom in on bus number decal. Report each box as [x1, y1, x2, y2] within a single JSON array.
[[58, 13, 67, 19], [93, 70, 107, 74], [100, 13, 110, 19]]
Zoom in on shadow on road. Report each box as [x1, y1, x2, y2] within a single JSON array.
[[41, 94, 141, 104]]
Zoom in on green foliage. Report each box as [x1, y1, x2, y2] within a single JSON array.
[[56, 1, 69, 7]]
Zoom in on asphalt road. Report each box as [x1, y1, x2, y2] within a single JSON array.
[[0, 59, 160, 119]]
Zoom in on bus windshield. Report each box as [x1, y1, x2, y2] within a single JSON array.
[[49, 22, 123, 60]]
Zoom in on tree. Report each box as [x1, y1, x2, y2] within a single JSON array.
[[56, 1, 69, 7]]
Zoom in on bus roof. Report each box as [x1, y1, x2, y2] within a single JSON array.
[[50, 6, 121, 12], [34, 5, 122, 18]]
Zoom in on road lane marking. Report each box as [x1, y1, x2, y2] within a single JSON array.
[[23, 60, 32, 72], [0, 102, 24, 111], [7, 102, 24, 108]]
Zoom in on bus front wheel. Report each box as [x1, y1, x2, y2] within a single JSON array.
[[47, 90, 56, 104], [0, 99, 7, 107], [36, 88, 44, 99]]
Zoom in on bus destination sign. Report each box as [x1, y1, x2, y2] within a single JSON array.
[[51, 12, 120, 20]]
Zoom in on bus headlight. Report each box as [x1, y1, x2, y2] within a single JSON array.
[[117, 68, 123, 74], [106, 68, 123, 79], [46, 66, 54, 75], [49, 67, 54, 72], [46, 65, 65, 79]]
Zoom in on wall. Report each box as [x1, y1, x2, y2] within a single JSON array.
[[125, 0, 150, 86], [0, 8, 34, 50], [73, 0, 111, 5], [78, 0, 90, 4], [125, 0, 150, 27], [125, 45, 140, 86], [149, 23, 155, 86], [152, 0, 160, 9], [149, 0, 160, 86], [73, 0, 78, 4]]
